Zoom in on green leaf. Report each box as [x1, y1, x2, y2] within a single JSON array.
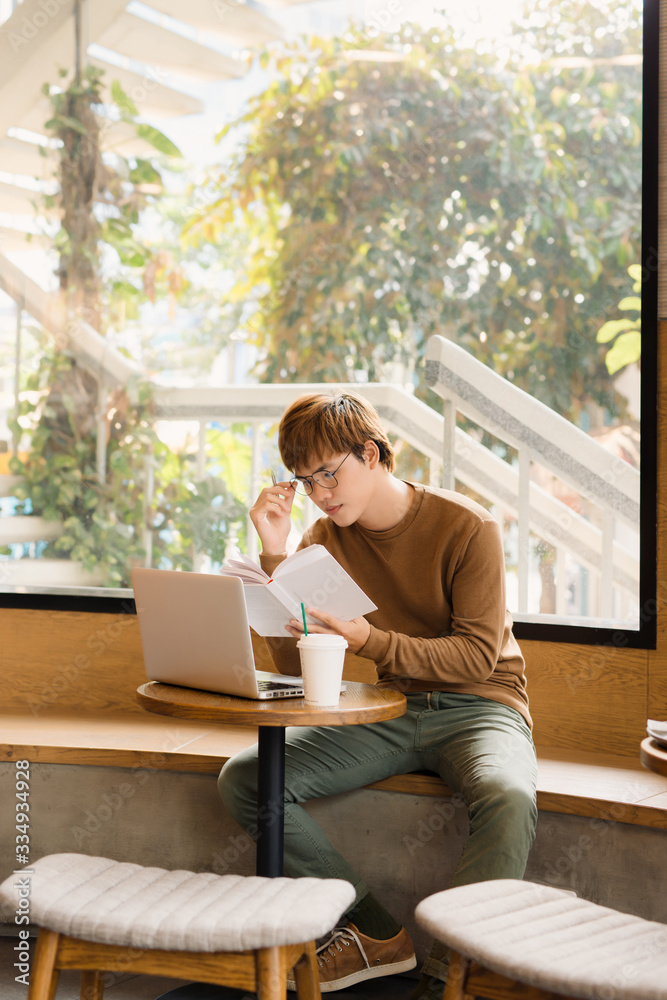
[[215, 122, 233, 144], [112, 80, 139, 118], [628, 264, 642, 286], [618, 296, 641, 312], [605, 331, 641, 375], [45, 115, 89, 136], [111, 279, 141, 299], [129, 160, 163, 187], [116, 248, 148, 267], [596, 319, 636, 343], [135, 124, 182, 158]]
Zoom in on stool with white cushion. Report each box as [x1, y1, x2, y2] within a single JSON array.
[[415, 879, 667, 1000], [0, 853, 355, 1000]]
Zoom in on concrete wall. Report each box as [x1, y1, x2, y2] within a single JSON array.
[[2, 762, 666, 966]]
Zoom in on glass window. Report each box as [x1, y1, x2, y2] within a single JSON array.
[[0, 0, 656, 646]]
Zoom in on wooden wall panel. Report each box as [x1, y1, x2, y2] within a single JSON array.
[[0, 607, 376, 717], [522, 639, 648, 757], [1, 608, 147, 716], [0, 603, 649, 757]]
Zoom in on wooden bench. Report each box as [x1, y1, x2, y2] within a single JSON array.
[[3, 712, 667, 829], [2, 606, 666, 831]]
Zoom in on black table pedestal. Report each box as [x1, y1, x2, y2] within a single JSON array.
[[157, 727, 286, 998], [256, 726, 286, 877]]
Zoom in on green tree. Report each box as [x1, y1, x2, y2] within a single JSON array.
[[184, 0, 642, 425]]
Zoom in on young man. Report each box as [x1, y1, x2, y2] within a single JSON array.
[[218, 390, 537, 998]]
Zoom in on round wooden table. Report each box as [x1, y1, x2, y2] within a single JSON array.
[[137, 680, 407, 877], [640, 736, 667, 776]]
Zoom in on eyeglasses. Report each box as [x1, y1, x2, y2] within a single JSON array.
[[289, 453, 351, 496]]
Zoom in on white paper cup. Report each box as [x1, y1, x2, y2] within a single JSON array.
[[297, 633, 348, 707]]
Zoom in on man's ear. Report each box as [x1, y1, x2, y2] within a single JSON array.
[[362, 440, 380, 468]]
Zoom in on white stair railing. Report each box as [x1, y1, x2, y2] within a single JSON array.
[[425, 334, 640, 618], [425, 335, 639, 521], [151, 378, 639, 619]]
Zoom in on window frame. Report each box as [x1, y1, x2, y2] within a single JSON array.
[[0, 0, 659, 651], [514, 0, 659, 650]]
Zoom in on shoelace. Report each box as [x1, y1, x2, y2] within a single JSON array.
[[315, 925, 370, 970]]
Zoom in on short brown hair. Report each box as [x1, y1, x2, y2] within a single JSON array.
[[278, 391, 395, 473]]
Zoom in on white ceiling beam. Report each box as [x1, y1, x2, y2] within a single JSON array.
[[0, 180, 57, 218], [0, 0, 130, 138], [17, 59, 203, 139], [1, 120, 168, 181], [14, 97, 59, 140], [89, 57, 204, 117], [0, 136, 54, 179], [98, 119, 162, 158], [0, 226, 51, 252], [1, 0, 205, 141], [143, 0, 285, 47], [97, 10, 248, 81]]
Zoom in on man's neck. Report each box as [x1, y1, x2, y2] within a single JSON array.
[[356, 475, 413, 532]]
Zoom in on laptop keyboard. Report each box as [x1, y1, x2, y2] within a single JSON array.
[[257, 678, 301, 691]]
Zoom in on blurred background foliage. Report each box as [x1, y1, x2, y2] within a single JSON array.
[[5, 0, 643, 584], [183, 0, 641, 426]]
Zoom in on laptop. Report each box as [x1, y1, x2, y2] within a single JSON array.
[[131, 567, 306, 699]]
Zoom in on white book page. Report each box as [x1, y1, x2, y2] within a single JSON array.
[[219, 553, 269, 585], [243, 584, 296, 637], [273, 544, 328, 573], [272, 546, 377, 621]]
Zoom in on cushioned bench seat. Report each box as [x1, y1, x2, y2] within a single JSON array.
[[415, 879, 667, 1000]]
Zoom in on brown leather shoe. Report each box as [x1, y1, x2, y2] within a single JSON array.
[[288, 922, 416, 993]]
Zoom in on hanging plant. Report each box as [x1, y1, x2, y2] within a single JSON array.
[[9, 64, 245, 586], [44, 64, 104, 328], [43, 65, 184, 329]]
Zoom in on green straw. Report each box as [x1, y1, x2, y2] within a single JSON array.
[[301, 602, 308, 636]]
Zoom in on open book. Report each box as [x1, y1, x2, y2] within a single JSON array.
[[219, 544, 377, 637]]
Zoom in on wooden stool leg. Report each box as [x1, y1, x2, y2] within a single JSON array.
[[80, 970, 105, 1000], [443, 952, 470, 1000], [27, 929, 61, 1000], [257, 945, 287, 1000], [292, 941, 321, 1000]]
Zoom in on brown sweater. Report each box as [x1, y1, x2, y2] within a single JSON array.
[[260, 482, 531, 727]]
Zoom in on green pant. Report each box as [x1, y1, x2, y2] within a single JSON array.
[[218, 691, 537, 982]]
